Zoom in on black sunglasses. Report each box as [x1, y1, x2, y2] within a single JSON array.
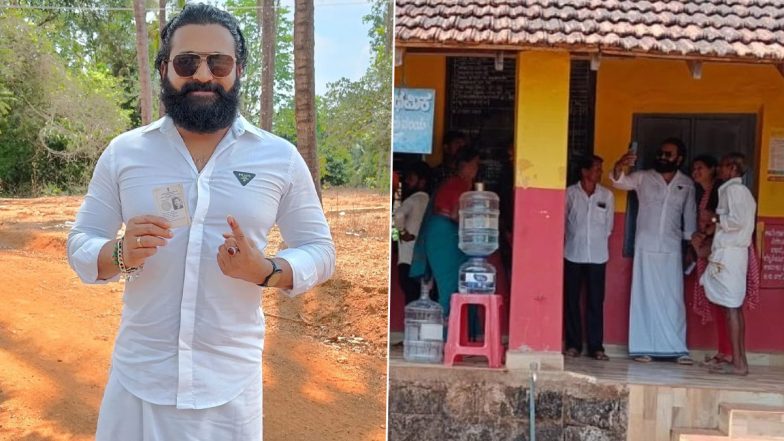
[[167, 52, 235, 78], [656, 150, 677, 159]]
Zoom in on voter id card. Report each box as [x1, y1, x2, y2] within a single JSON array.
[[153, 184, 191, 228]]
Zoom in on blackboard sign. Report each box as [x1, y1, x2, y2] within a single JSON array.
[[446, 57, 515, 192], [761, 222, 784, 289], [566, 60, 597, 185]]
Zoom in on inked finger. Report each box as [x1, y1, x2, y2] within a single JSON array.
[[226, 216, 249, 250]]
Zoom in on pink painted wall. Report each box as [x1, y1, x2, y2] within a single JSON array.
[[507, 187, 566, 352], [604, 213, 784, 353], [392, 212, 784, 353]]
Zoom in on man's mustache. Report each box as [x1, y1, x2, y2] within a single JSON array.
[[179, 82, 230, 96]]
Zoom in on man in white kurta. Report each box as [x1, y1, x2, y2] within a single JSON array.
[[700, 153, 756, 375], [67, 4, 335, 440], [612, 139, 696, 362]]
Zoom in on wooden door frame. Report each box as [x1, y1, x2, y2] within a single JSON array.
[[631, 113, 760, 196]]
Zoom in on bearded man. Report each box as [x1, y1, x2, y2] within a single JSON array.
[[611, 138, 696, 364], [66, 4, 335, 439]]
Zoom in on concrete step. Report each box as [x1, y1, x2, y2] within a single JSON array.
[[671, 427, 726, 441], [719, 402, 784, 439]]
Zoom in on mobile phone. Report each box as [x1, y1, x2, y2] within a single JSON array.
[[629, 141, 638, 155]]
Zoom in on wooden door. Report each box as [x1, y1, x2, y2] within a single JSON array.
[[622, 114, 758, 257]]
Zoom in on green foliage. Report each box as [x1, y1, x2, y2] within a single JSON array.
[[225, 0, 295, 123], [14, 0, 142, 125], [0, 12, 130, 195], [0, 87, 15, 134], [232, 1, 391, 189], [314, 0, 391, 189], [0, 0, 392, 194]]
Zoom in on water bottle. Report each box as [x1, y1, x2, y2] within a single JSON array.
[[403, 280, 444, 363], [458, 257, 496, 294], [458, 182, 500, 256]]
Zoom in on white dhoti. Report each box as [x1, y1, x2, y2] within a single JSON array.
[[628, 249, 689, 358], [96, 368, 263, 441], [700, 247, 748, 308]]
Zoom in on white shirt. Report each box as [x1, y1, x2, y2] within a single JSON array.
[[612, 169, 696, 254], [713, 177, 756, 250], [67, 115, 335, 409], [393, 191, 429, 265], [564, 182, 614, 264]]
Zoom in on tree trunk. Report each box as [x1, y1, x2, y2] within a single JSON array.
[[294, 0, 320, 200], [384, 0, 392, 56], [133, 0, 154, 125], [158, 0, 167, 118], [259, 0, 275, 131]]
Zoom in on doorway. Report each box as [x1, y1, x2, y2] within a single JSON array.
[[622, 113, 758, 256]]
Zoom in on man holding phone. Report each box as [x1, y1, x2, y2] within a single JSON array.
[[611, 138, 696, 364]]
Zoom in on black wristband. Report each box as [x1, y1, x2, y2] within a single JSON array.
[[258, 258, 281, 287]]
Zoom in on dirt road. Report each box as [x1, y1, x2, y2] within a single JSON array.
[[0, 190, 389, 441]]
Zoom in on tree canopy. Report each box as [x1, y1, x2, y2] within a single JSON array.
[[0, 1, 392, 195]]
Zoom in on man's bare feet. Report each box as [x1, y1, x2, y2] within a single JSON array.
[[702, 353, 731, 367], [708, 363, 748, 376]]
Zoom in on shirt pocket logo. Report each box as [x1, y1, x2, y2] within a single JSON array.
[[233, 171, 256, 186]]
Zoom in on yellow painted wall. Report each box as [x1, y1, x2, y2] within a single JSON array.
[[394, 55, 446, 166], [514, 51, 571, 190], [594, 59, 784, 217]]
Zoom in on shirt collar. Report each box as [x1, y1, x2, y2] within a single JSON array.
[[140, 114, 266, 140], [720, 176, 743, 189], [140, 116, 171, 134], [573, 181, 602, 196], [234, 114, 266, 140]]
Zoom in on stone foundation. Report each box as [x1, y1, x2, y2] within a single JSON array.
[[388, 364, 628, 441]]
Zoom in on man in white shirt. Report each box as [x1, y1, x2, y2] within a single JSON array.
[[700, 153, 756, 375], [393, 162, 431, 304], [612, 138, 696, 364], [564, 155, 614, 361], [66, 4, 335, 440]]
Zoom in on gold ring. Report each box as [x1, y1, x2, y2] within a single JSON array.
[[136, 236, 142, 248]]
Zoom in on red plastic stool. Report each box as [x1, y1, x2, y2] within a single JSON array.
[[443, 293, 504, 368]]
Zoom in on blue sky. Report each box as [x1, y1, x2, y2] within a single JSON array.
[[283, 0, 373, 95], [210, 0, 374, 95]]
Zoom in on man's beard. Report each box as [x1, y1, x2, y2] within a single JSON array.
[[161, 77, 241, 133], [654, 159, 679, 173]]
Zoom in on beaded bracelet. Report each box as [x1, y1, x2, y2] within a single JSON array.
[[113, 237, 142, 281]]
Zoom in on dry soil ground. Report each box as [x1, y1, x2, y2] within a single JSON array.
[[0, 188, 390, 441]]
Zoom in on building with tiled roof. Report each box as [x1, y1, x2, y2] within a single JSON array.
[[396, 0, 784, 62], [390, 4, 784, 439]]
